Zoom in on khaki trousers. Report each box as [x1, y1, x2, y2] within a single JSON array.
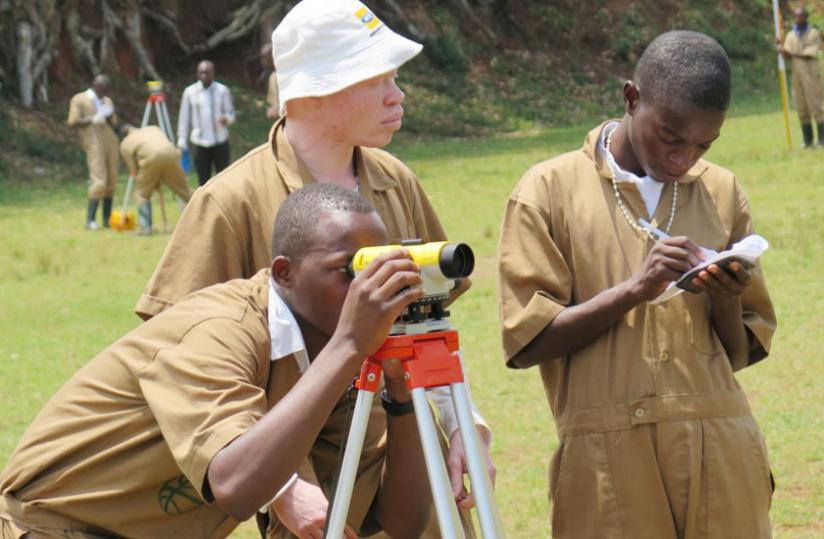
[[792, 58, 824, 123], [85, 140, 119, 200], [135, 152, 193, 204], [549, 393, 773, 539]]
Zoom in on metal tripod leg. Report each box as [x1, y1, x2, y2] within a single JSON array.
[[120, 174, 135, 216], [141, 100, 152, 129], [326, 388, 377, 539], [154, 100, 174, 142], [411, 386, 466, 539], [452, 382, 505, 537]]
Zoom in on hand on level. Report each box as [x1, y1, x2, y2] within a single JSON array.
[[272, 477, 356, 539], [331, 249, 423, 361], [448, 426, 496, 509]]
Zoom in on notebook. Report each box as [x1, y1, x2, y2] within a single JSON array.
[[650, 234, 769, 304]]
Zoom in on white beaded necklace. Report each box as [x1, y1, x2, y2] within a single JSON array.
[[605, 128, 678, 241]]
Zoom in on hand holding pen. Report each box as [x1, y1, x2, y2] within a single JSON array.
[[638, 219, 717, 258]]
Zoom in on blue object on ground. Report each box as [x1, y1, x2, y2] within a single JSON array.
[[180, 148, 192, 173]]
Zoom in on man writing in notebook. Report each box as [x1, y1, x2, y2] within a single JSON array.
[[498, 31, 776, 538]]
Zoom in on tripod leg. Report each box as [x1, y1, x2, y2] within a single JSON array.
[[451, 382, 506, 537], [326, 389, 376, 539], [161, 101, 175, 142], [121, 175, 134, 216], [141, 100, 152, 128], [155, 102, 174, 142], [411, 387, 466, 539]]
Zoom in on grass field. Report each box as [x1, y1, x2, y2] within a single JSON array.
[[1, 110, 822, 537]]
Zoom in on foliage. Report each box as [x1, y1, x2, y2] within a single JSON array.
[[393, 0, 784, 136], [0, 101, 84, 182]]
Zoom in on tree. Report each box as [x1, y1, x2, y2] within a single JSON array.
[[0, 0, 273, 107]]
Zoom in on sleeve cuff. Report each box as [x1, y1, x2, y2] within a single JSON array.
[[191, 412, 258, 501], [134, 294, 174, 321]]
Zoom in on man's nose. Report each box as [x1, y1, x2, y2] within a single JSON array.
[[386, 82, 405, 106]]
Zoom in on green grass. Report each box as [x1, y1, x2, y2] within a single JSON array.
[[1, 110, 823, 537]]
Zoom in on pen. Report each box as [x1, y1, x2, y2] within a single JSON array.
[[638, 219, 670, 240], [638, 218, 717, 258]]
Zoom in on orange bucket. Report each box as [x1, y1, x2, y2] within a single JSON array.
[[109, 209, 136, 231]]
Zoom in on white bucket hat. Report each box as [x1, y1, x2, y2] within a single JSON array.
[[272, 0, 423, 115]]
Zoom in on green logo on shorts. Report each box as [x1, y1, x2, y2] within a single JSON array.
[[158, 475, 204, 514]]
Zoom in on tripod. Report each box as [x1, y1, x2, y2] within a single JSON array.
[[325, 321, 505, 538], [138, 81, 177, 231], [142, 81, 175, 141]]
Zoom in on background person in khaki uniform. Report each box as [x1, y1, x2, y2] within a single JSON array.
[[260, 43, 280, 121], [66, 74, 119, 230], [119, 124, 193, 235], [498, 31, 776, 538], [780, 6, 824, 148], [0, 183, 432, 538], [135, 1, 492, 537]]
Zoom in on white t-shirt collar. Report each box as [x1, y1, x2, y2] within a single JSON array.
[[598, 121, 665, 218], [85, 88, 103, 110], [268, 277, 310, 373]]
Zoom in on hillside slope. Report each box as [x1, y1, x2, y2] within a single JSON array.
[[0, 0, 805, 182]]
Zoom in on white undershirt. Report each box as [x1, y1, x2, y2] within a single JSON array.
[[598, 122, 664, 218]]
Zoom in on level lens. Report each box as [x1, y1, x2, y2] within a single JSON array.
[[439, 243, 474, 278]]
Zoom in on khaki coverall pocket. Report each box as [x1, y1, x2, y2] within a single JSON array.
[[549, 433, 624, 539], [688, 310, 724, 357], [745, 417, 776, 506], [704, 416, 773, 538]]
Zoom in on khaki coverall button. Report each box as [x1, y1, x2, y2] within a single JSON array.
[[634, 408, 646, 418], [659, 351, 670, 361]]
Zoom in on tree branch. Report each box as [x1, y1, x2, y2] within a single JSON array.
[[121, 0, 161, 80], [66, 7, 101, 75], [186, 0, 264, 56]]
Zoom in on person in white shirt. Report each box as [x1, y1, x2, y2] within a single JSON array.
[[177, 60, 235, 186]]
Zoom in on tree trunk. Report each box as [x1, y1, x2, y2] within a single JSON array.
[[16, 20, 34, 107]]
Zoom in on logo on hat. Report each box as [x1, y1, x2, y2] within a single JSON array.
[[355, 6, 381, 30]]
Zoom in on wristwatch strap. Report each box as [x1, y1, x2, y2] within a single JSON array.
[[380, 390, 415, 416]]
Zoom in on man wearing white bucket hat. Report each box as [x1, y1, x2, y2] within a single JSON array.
[[136, 0, 491, 537]]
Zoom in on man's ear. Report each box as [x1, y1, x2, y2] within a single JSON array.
[[623, 80, 640, 115], [271, 256, 294, 288]]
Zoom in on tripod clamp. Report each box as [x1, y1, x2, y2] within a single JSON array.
[[354, 330, 463, 392]]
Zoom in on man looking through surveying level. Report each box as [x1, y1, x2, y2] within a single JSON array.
[[135, 1, 493, 536], [499, 30, 776, 538], [0, 183, 431, 539]]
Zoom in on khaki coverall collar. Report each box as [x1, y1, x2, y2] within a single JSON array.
[[582, 120, 710, 187], [268, 118, 399, 194]]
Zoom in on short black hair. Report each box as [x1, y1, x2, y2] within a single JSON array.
[[271, 182, 375, 261], [634, 31, 731, 111]]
